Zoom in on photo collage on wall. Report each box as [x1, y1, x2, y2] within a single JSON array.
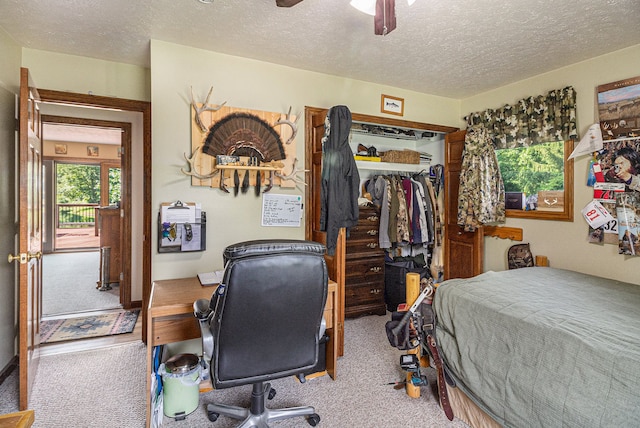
[[587, 76, 640, 256]]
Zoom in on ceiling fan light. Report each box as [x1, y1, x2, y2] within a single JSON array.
[[407, 0, 416, 5], [350, 0, 376, 16], [197, 0, 214, 4]]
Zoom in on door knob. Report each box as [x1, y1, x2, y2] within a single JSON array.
[[28, 251, 42, 261], [8, 253, 27, 264]]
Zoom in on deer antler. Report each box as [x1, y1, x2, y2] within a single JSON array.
[[275, 157, 308, 185], [273, 106, 299, 144], [190, 86, 227, 132], [181, 144, 219, 180]]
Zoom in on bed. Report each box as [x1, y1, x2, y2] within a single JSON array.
[[430, 267, 640, 427]]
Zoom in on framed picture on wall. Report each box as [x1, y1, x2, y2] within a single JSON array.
[[597, 75, 640, 140], [87, 146, 99, 157], [381, 94, 404, 116], [54, 144, 67, 155]]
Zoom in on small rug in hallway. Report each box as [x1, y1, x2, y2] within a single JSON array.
[[40, 310, 139, 344]]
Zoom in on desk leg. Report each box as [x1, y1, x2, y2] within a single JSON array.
[[145, 310, 153, 428], [326, 285, 338, 380]]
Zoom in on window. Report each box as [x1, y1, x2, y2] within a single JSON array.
[[107, 166, 121, 205], [496, 140, 574, 221]]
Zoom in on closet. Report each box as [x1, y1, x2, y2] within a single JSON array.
[[304, 107, 461, 356]]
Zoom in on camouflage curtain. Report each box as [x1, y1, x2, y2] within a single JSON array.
[[457, 125, 505, 232], [464, 86, 578, 149]]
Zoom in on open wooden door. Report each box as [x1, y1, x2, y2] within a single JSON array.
[[444, 130, 483, 279], [13, 68, 43, 410], [304, 106, 346, 358]]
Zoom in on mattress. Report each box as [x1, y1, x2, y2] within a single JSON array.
[[433, 267, 640, 427]]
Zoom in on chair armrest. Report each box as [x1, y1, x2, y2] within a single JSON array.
[[194, 298, 214, 361], [319, 317, 326, 339]]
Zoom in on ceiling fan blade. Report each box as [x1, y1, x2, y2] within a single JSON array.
[[276, 0, 304, 7]]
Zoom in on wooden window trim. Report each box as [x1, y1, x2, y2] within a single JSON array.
[[504, 140, 574, 222]]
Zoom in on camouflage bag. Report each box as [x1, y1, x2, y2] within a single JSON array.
[[507, 243, 534, 269]]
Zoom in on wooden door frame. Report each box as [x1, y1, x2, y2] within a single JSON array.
[[101, 162, 122, 207], [38, 89, 152, 339], [304, 106, 459, 358], [304, 106, 458, 240], [42, 114, 131, 308]]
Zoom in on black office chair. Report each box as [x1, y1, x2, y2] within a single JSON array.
[[194, 239, 328, 427]]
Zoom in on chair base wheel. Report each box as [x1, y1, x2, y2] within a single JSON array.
[[268, 387, 276, 400], [307, 413, 320, 426], [207, 410, 219, 422]]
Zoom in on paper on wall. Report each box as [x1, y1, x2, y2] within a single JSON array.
[[581, 200, 614, 229], [569, 124, 603, 159]]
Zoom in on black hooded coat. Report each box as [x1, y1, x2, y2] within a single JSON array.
[[319, 106, 360, 255]]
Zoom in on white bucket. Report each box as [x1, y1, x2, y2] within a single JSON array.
[[160, 353, 201, 418]]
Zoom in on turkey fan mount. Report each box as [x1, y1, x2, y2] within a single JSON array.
[[203, 113, 286, 162]]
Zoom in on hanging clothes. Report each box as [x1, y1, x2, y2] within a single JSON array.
[[410, 177, 428, 245], [319, 105, 360, 255], [367, 175, 392, 249], [457, 125, 505, 232], [392, 175, 410, 244], [413, 174, 434, 245]]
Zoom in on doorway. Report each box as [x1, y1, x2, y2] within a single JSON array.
[[41, 116, 129, 322], [34, 89, 151, 349]]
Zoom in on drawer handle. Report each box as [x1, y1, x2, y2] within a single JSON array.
[[367, 229, 378, 236], [369, 266, 382, 273], [367, 215, 379, 222], [366, 242, 378, 249], [370, 288, 382, 294]]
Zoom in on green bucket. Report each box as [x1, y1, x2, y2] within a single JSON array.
[[161, 353, 201, 418]]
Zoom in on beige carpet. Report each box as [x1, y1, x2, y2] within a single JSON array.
[[29, 342, 146, 428], [163, 314, 469, 428], [42, 252, 121, 316], [0, 314, 470, 427]]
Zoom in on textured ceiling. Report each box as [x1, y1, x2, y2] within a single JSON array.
[[1, 0, 640, 99]]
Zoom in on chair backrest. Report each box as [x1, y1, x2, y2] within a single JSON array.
[[210, 239, 328, 389]]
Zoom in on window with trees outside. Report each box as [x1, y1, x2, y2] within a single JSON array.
[[55, 162, 121, 229], [496, 140, 573, 221]]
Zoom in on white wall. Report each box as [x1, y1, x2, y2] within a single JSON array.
[[21, 49, 150, 102], [462, 44, 640, 284], [0, 27, 21, 91], [149, 39, 461, 281]]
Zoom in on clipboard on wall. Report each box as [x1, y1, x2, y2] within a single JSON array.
[[158, 201, 207, 253]]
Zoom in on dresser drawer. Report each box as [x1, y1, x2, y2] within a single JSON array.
[[348, 222, 379, 241], [344, 281, 386, 317], [346, 239, 384, 259], [345, 280, 384, 306], [357, 206, 379, 224], [345, 258, 384, 282]]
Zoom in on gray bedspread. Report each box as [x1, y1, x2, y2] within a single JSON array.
[[434, 267, 640, 427]]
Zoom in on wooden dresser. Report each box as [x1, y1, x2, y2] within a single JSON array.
[[344, 204, 386, 317]]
